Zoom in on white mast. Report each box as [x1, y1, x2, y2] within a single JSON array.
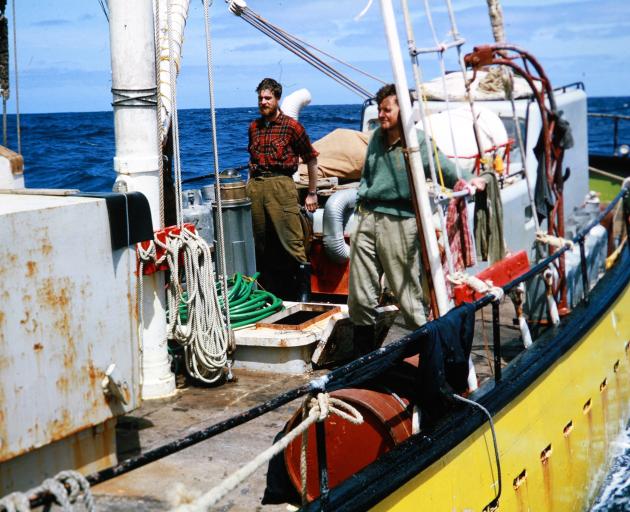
[[108, 0, 176, 398], [379, 0, 450, 316], [486, 0, 506, 43]]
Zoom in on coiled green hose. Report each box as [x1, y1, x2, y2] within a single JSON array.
[[177, 273, 283, 329], [217, 272, 283, 328]]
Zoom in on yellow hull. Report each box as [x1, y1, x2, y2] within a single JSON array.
[[373, 284, 630, 511]]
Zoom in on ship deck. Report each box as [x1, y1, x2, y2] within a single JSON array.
[[92, 302, 529, 511]]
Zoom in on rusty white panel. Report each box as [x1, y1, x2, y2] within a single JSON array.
[[0, 194, 140, 463]]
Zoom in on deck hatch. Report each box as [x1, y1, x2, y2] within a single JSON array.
[[255, 304, 341, 330]]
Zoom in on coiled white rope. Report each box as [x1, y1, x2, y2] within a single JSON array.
[[536, 231, 574, 250], [448, 271, 505, 302], [171, 393, 363, 511], [0, 470, 94, 512], [137, 225, 228, 383], [164, 227, 228, 383]]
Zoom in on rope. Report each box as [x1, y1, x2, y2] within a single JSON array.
[[543, 268, 560, 325], [510, 282, 532, 348], [166, 0, 184, 226], [171, 393, 363, 511], [0, 471, 94, 512], [202, 0, 233, 357], [536, 231, 574, 250], [448, 271, 504, 301], [137, 227, 229, 383]]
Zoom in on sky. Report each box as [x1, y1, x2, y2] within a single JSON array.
[[5, 0, 630, 113]]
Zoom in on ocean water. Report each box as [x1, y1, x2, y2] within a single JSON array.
[[5, 98, 630, 509]]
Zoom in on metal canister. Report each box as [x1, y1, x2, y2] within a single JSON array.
[[212, 176, 256, 278]]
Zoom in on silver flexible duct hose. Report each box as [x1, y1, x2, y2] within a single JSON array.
[[322, 188, 357, 263]]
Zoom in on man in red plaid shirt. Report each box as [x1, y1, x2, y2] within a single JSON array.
[[246, 78, 319, 301]]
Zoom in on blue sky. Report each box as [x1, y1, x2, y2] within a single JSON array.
[[6, 0, 630, 113]]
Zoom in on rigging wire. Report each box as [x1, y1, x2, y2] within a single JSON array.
[[229, 3, 377, 99], [444, 0, 488, 171], [421, 0, 464, 179], [399, 0, 456, 279], [96, 0, 109, 22]]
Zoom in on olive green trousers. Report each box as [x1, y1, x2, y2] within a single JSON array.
[[348, 209, 428, 329], [246, 175, 307, 267]]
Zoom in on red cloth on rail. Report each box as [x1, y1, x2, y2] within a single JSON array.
[[446, 179, 475, 271]]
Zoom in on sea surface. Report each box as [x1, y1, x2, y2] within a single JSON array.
[[5, 97, 630, 510]]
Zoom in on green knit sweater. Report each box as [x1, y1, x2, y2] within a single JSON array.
[[357, 127, 469, 218]]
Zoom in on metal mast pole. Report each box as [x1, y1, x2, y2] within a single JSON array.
[[108, 0, 175, 399], [379, 0, 450, 316]]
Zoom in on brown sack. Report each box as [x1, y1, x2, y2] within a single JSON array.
[[298, 128, 369, 181]]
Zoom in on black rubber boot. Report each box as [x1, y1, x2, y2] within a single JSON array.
[[353, 324, 377, 358], [296, 262, 312, 302]]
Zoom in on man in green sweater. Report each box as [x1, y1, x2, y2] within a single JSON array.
[[348, 84, 486, 356]]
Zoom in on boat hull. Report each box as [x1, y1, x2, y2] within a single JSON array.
[[305, 249, 630, 511]]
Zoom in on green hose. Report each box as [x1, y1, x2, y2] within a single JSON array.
[[224, 274, 283, 328], [181, 272, 284, 329]]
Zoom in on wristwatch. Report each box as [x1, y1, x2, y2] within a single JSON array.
[[307, 191, 317, 196]]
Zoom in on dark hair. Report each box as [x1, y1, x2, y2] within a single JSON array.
[[375, 84, 397, 105], [375, 83, 414, 106], [256, 78, 282, 99]]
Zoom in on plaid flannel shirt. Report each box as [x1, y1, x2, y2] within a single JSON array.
[[248, 111, 318, 175]]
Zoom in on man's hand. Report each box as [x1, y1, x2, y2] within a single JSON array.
[[469, 176, 487, 193], [305, 191, 318, 212]]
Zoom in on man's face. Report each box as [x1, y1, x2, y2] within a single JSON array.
[[377, 95, 399, 131], [258, 89, 279, 118]]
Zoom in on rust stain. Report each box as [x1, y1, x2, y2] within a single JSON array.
[[33, 342, 44, 352], [41, 241, 53, 256], [48, 409, 73, 443], [57, 375, 70, 394], [20, 311, 39, 334], [63, 338, 77, 371], [127, 291, 138, 324], [87, 361, 101, 387], [541, 445, 553, 511], [38, 277, 72, 309], [25, 260, 37, 277], [0, 311, 4, 346]]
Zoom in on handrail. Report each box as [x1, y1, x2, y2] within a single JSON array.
[[588, 112, 630, 153], [27, 185, 630, 509], [588, 112, 630, 121], [553, 81, 584, 93]]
